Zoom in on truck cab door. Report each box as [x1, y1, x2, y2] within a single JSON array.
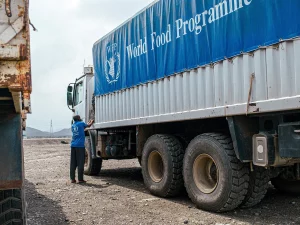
[[73, 78, 87, 122]]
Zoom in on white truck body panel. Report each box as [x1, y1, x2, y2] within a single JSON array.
[[94, 39, 300, 129]]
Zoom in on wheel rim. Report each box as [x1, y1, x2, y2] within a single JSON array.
[[193, 154, 219, 194], [148, 150, 164, 183]]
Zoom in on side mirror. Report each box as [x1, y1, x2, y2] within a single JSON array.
[[67, 92, 73, 106], [67, 85, 73, 92]]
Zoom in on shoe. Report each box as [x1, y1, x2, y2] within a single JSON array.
[[71, 180, 76, 183], [78, 180, 87, 184]]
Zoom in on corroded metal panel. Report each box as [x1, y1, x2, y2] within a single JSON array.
[[0, 0, 31, 113], [0, 0, 30, 190]]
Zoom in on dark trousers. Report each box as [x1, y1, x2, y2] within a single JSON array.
[[70, 147, 85, 181]]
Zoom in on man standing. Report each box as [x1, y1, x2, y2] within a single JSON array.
[[70, 115, 94, 183]]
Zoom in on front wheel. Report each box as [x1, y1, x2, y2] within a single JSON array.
[[183, 133, 250, 212], [84, 137, 102, 176]]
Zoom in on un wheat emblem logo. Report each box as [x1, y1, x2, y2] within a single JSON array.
[[105, 43, 121, 84]]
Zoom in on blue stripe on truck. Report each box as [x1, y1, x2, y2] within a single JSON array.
[[93, 0, 300, 96]]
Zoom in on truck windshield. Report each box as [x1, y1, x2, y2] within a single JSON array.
[[74, 82, 84, 106]]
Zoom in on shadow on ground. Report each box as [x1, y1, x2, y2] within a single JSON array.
[[25, 180, 68, 225], [97, 166, 300, 224]]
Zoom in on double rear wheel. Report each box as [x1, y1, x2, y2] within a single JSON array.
[[141, 133, 270, 212], [183, 133, 250, 212]]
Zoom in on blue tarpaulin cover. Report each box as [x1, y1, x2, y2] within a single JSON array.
[[93, 0, 300, 96]]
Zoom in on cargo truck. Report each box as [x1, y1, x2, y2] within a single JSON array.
[[0, 0, 31, 223], [67, 0, 300, 212]]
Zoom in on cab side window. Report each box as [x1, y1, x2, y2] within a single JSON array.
[[74, 82, 84, 106]]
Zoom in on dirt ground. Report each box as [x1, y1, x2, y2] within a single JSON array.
[[24, 139, 300, 225]]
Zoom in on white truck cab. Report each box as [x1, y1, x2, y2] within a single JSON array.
[[67, 67, 95, 124]]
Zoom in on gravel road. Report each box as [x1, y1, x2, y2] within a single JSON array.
[[24, 139, 300, 225]]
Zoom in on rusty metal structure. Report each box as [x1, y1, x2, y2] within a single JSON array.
[[0, 0, 31, 116], [0, 0, 31, 223]]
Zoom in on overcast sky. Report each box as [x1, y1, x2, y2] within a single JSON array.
[[27, 0, 153, 131]]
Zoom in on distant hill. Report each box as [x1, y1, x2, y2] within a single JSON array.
[[25, 127, 72, 138], [52, 128, 72, 137], [24, 127, 49, 137]]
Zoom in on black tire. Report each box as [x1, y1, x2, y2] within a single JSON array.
[[271, 177, 300, 195], [84, 137, 102, 176], [141, 134, 184, 197], [183, 133, 249, 212], [0, 189, 26, 225], [240, 167, 270, 208], [174, 134, 191, 149]]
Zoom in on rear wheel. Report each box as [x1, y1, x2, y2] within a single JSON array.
[[183, 133, 250, 212], [0, 189, 26, 225], [142, 134, 184, 197], [240, 167, 270, 208], [271, 177, 300, 195], [84, 137, 102, 176], [174, 134, 191, 149]]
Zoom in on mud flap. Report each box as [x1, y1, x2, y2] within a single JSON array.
[[0, 114, 23, 190]]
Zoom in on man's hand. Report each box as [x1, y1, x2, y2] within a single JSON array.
[[87, 119, 94, 127]]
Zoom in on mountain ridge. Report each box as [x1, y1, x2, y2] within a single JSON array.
[[25, 127, 72, 138]]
